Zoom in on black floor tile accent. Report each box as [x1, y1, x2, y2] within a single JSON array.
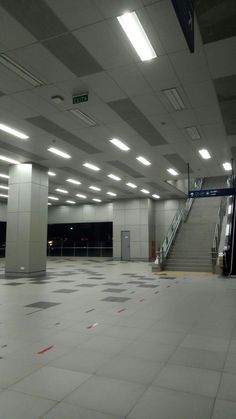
[[138, 284, 159, 288], [160, 276, 176, 280], [128, 281, 146, 284], [56, 280, 75, 283], [53, 289, 78, 293], [77, 284, 98, 287], [25, 301, 61, 309], [101, 296, 131, 302], [87, 277, 104, 280], [3, 282, 24, 286], [102, 288, 126, 293], [103, 282, 123, 286]]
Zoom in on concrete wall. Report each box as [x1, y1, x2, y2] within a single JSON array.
[[155, 199, 185, 249], [113, 199, 150, 261], [48, 203, 113, 224], [0, 202, 7, 221]]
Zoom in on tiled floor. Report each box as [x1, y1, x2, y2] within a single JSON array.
[[0, 258, 236, 418]]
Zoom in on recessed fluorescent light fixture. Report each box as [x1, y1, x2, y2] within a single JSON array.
[[126, 182, 137, 189], [0, 155, 20, 164], [48, 202, 52, 206], [55, 188, 68, 194], [136, 156, 151, 166], [185, 126, 201, 140], [66, 200, 76, 204], [0, 194, 8, 198], [107, 191, 117, 196], [48, 196, 59, 201], [228, 204, 232, 215], [76, 193, 87, 199], [0, 185, 9, 190], [223, 162, 232, 171], [108, 174, 121, 181], [0, 173, 9, 179], [69, 108, 97, 127], [226, 224, 230, 236], [167, 168, 178, 176], [198, 149, 211, 160], [83, 162, 100, 171], [109, 138, 130, 151], [66, 178, 81, 185], [141, 189, 150, 194], [92, 198, 102, 202], [163, 88, 185, 110], [0, 123, 29, 140], [48, 171, 56, 176], [117, 11, 157, 61], [89, 186, 101, 191], [152, 194, 160, 199], [0, 53, 43, 87], [48, 147, 71, 159]]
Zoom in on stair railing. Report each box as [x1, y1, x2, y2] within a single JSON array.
[[157, 178, 203, 270], [211, 197, 227, 271]]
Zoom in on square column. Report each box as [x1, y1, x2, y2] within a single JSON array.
[[5, 164, 48, 277]]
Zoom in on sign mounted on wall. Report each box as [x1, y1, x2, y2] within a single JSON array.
[[72, 92, 88, 104], [189, 188, 235, 198], [171, 0, 194, 53]]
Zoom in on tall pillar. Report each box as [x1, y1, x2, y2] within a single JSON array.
[[5, 164, 48, 277]]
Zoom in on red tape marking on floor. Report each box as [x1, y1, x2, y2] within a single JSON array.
[[117, 308, 126, 313], [37, 345, 55, 355], [139, 298, 145, 302], [87, 322, 99, 329]]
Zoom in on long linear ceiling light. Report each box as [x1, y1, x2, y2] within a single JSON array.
[[117, 12, 157, 61], [69, 109, 97, 127], [109, 138, 130, 151], [0, 123, 29, 139], [163, 88, 185, 110], [48, 147, 71, 159], [0, 155, 20, 164], [0, 54, 43, 87]]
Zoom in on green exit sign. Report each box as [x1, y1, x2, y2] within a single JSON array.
[[73, 93, 88, 104]]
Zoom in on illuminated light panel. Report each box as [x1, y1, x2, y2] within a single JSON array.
[[136, 156, 151, 166], [0, 155, 20, 164], [48, 196, 59, 201], [223, 162, 232, 171], [92, 198, 102, 202], [117, 11, 157, 61], [48, 171, 56, 176], [89, 186, 101, 191], [0, 185, 9, 190], [152, 194, 160, 199], [66, 178, 81, 185], [76, 194, 87, 199], [48, 202, 52, 206], [66, 200, 76, 204], [107, 192, 117, 196], [109, 138, 130, 151], [163, 88, 185, 110], [0, 173, 9, 179], [141, 189, 150, 194], [226, 224, 230, 236], [198, 149, 211, 160], [126, 182, 137, 189], [0, 194, 8, 198], [83, 162, 100, 171], [108, 173, 121, 181], [48, 147, 71, 159], [55, 188, 68, 194], [228, 204, 232, 215], [167, 168, 178, 176], [0, 123, 29, 139]]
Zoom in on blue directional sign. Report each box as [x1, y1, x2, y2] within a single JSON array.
[[189, 188, 235, 198], [171, 0, 194, 53]]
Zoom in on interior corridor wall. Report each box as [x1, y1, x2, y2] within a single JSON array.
[[155, 199, 185, 249], [48, 203, 113, 224]]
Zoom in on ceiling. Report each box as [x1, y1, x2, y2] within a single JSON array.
[[0, 0, 234, 205]]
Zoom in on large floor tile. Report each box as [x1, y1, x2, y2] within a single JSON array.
[[0, 390, 56, 419], [153, 364, 221, 397], [64, 375, 145, 416], [127, 386, 214, 419], [96, 354, 164, 384], [169, 347, 226, 371], [120, 340, 176, 362], [43, 401, 123, 419], [217, 373, 236, 402], [212, 399, 236, 419], [11, 366, 90, 401], [180, 334, 229, 352]]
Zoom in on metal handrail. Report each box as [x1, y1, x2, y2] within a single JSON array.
[[211, 197, 227, 268], [157, 178, 203, 269]]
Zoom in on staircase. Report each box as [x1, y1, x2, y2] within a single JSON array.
[[165, 177, 226, 272]]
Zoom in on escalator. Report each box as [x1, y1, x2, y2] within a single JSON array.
[[223, 177, 236, 276]]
